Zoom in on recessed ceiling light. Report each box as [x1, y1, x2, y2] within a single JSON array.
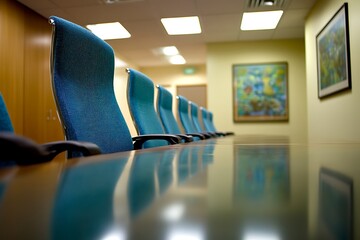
[[162, 46, 179, 56], [161, 16, 201, 35], [240, 10, 283, 31], [86, 22, 131, 40], [169, 55, 186, 65]]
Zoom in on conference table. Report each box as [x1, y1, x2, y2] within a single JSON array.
[[0, 135, 358, 240]]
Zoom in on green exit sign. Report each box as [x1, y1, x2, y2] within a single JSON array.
[[183, 67, 196, 75]]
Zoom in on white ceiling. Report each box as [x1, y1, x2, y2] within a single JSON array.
[[17, 0, 317, 67]]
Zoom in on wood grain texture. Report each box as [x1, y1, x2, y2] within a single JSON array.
[[0, 0, 64, 143], [0, 0, 25, 134], [23, 8, 64, 143]]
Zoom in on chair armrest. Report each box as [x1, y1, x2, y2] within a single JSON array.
[[42, 141, 101, 158], [225, 132, 235, 135], [132, 134, 182, 149], [214, 131, 234, 136], [213, 131, 226, 137], [206, 132, 218, 138], [176, 134, 194, 143], [186, 133, 206, 140], [0, 132, 101, 165]]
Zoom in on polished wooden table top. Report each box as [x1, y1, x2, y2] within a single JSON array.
[[0, 135, 358, 240]]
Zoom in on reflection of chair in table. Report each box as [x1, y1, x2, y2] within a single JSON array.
[[52, 157, 129, 240], [128, 150, 176, 217]]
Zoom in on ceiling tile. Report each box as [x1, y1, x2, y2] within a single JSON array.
[[196, 0, 245, 15], [278, 9, 308, 28], [238, 30, 274, 41]]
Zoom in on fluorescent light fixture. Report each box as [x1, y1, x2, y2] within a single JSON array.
[[86, 22, 131, 40], [241, 10, 283, 31], [161, 16, 201, 35], [162, 46, 180, 56], [169, 55, 186, 65]]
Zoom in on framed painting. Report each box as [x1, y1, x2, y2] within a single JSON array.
[[232, 62, 288, 122], [316, 3, 351, 98], [318, 167, 353, 239]]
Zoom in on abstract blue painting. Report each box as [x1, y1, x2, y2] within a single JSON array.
[[233, 62, 288, 122], [316, 3, 351, 98]]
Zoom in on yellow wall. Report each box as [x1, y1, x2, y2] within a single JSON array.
[[113, 58, 139, 137], [207, 39, 307, 142], [305, 0, 360, 143], [142, 65, 207, 125], [305, 0, 360, 236], [306, 2, 360, 237], [140, 65, 207, 95]]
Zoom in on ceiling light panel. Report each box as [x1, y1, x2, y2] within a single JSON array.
[[86, 22, 131, 40], [169, 55, 186, 65], [161, 16, 201, 35], [162, 46, 179, 56], [240, 10, 283, 30]]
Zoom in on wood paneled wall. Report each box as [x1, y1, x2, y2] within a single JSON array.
[[0, 0, 25, 133], [0, 0, 64, 143]]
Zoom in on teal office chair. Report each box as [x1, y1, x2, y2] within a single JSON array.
[[189, 101, 216, 138], [0, 94, 14, 133], [177, 96, 206, 140], [156, 85, 202, 142], [0, 92, 100, 165], [50, 16, 178, 155], [126, 68, 182, 148], [200, 107, 226, 137], [208, 110, 234, 136]]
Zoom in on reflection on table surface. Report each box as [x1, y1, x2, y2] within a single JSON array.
[[0, 135, 359, 240]]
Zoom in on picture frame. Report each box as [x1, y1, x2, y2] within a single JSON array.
[[318, 167, 353, 240], [316, 3, 351, 98], [232, 62, 288, 122]]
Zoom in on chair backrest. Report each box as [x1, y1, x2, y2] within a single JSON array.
[[189, 101, 203, 133], [0, 93, 14, 132], [208, 111, 217, 132], [126, 68, 168, 148], [49, 16, 134, 154], [200, 107, 213, 132], [177, 95, 198, 134], [156, 85, 182, 134]]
